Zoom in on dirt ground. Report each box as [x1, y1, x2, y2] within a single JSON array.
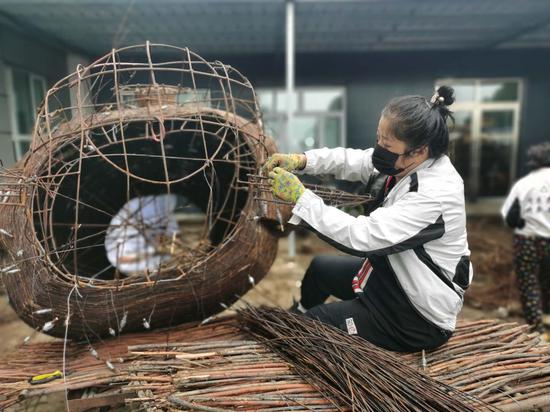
[[0, 217, 529, 410]]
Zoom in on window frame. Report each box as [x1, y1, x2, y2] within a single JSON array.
[[6, 67, 47, 160], [436, 77, 523, 201]]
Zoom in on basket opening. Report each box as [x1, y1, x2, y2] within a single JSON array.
[[33, 116, 255, 280]]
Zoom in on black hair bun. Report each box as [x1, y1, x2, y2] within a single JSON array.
[[436, 85, 455, 106]]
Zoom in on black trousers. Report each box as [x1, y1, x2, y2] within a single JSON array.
[[300, 255, 452, 352]]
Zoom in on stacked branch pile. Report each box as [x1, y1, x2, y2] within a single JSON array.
[[0, 313, 548, 411]]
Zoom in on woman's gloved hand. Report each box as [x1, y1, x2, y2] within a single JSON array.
[[262, 153, 306, 174], [269, 167, 306, 204]]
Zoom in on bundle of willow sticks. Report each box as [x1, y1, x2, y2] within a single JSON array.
[[238, 307, 488, 412]]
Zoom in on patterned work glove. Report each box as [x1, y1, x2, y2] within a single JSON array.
[[269, 167, 306, 204], [263, 153, 306, 174]]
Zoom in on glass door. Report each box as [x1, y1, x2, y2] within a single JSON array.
[[439, 79, 521, 200], [449, 110, 475, 198], [479, 109, 517, 196]]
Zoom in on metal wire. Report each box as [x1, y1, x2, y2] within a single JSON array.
[[0, 43, 281, 340]]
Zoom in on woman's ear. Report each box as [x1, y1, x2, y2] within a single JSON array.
[[413, 145, 429, 158]]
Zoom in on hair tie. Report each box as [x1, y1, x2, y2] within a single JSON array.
[[430, 92, 445, 106]]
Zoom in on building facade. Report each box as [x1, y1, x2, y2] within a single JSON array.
[[0, 17, 76, 165], [1, 2, 550, 213]]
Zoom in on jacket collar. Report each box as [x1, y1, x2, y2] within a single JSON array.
[[390, 156, 442, 192]]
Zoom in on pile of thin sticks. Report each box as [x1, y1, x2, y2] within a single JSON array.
[[0, 315, 548, 411], [0, 318, 240, 410], [125, 340, 342, 411], [401, 318, 550, 411], [239, 307, 485, 412]]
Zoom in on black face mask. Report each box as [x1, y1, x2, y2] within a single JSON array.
[[372, 144, 407, 176]]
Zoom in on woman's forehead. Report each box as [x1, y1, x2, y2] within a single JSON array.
[[377, 117, 397, 140], [377, 116, 409, 152]]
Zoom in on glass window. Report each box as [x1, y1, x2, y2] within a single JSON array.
[[275, 90, 298, 113], [479, 136, 513, 197], [436, 78, 521, 200], [480, 81, 518, 102], [32, 77, 46, 107], [438, 80, 519, 103], [446, 82, 475, 102], [479, 109, 515, 196], [262, 116, 285, 141], [303, 90, 343, 111], [323, 117, 341, 148], [288, 116, 320, 153], [256, 90, 275, 113], [17, 140, 31, 156], [481, 110, 514, 135], [449, 111, 473, 143], [10, 69, 48, 160], [257, 87, 346, 151], [13, 70, 34, 135], [449, 111, 474, 195]]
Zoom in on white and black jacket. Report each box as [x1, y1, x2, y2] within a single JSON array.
[[501, 167, 550, 238], [290, 147, 473, 332]]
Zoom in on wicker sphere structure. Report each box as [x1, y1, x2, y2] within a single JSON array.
[[0, 43, 282, 340]]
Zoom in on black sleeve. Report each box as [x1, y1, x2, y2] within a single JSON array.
[[505, 198, 525, 229]]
